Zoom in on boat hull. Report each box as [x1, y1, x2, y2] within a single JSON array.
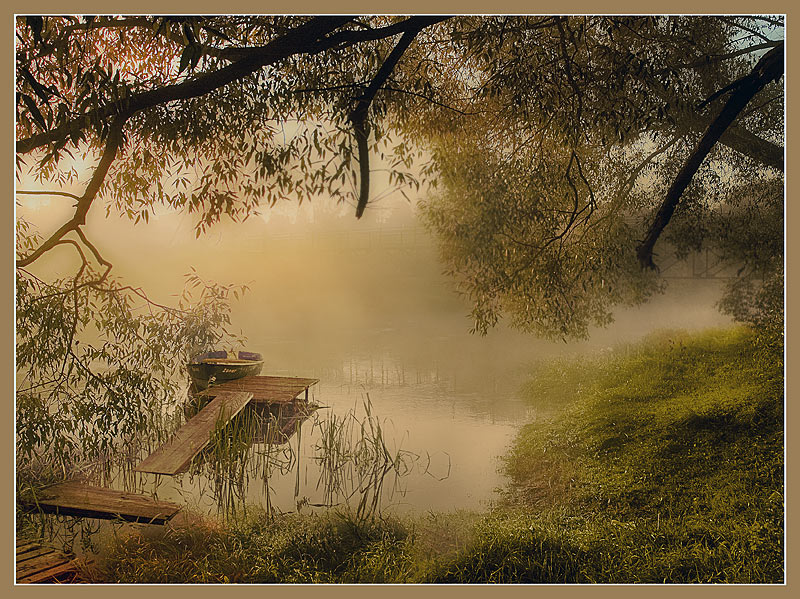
[[187, 351, 263, 390]]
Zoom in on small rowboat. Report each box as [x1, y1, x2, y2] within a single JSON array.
[[187, 350, 263, 390]]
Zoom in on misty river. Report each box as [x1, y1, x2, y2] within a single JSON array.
[[153, 330, 538, 514], [20, 195, 732, 515]]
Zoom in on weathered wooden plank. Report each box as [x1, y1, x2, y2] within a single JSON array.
[[18, 559, 86, 584], [200, 380, 318, 395], [15, 536, 94, 584], [17, 553, 72, 580], [16, 542, 43, 555], [135, 391, 253, 475], [197, 376, 318, 404], [17, 547, 57, 563], [202, 376, 318, 388], [19, 482, 182, 524]]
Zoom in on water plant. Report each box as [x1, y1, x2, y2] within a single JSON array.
[[175, 393, 422, 522], [16, 252, 247, 495], [310, 395, 419, 521], [90, 327, 783, 583]]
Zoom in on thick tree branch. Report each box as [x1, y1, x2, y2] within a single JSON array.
[[15, 15, 452, 267], [16, 17, 353, 155], [219, 17, 441, 61], [16, 117, 126, 268], [349, 16, 448, 218], [637, 42, 784, 270], [649, 57, 783, 171], [685, 116, 783, 171], [652, 90, 783, 171], [16, 17, 454, 157], [717, 124, 782, 171]]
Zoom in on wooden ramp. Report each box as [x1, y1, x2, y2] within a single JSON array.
[[16, 537, 93, 584], [18, 482, 181, 525], [135, 391, 253, 475], [197, 375, 319, 405]]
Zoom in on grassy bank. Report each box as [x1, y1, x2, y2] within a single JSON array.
[[436, 327, 784, 583], [96, 327, 783, 583]]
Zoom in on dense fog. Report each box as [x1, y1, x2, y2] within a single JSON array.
[[17, 180, 736, 511], [18, 188, 732, 374]]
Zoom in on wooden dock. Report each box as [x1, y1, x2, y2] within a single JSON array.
[[16, 538, 93, 583], [196, 375, 319, 405], [135, 390, 253, 475], [18, 482, 182, 524]]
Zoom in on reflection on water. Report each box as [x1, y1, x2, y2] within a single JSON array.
[[144, 335, 536, 517], [20, 208, 735, 553], [27, 327, 543, 558]]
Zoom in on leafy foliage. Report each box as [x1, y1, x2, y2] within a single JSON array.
[[457, 328, 783, 583], [97, 329, 783, 583], [14, 16, 784, 497], [15, 16, 434, 234], [15, 15, 784, 339], [419, 16, 784, 337], [16, 226, 246, 488]]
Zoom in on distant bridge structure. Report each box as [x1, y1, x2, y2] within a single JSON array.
[[654, 248, 742, 281]]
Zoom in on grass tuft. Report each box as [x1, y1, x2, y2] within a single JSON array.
[[96, 326, 783, 583]]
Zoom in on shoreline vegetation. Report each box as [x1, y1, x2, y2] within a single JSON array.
[[24, 326, 784, 583]]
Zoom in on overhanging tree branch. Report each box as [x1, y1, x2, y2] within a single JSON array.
[[16, 17, 354, 155], [687, 116, 784, 171], [649, 66, 783, 171], [15, 17, 457, 157], [15, 18, 353, 268], [220, 17, 440, 61], [16, 15, 453, 268], [637, 42, 784, 270], [16, 117, 126, 268], [17, 189, 82, 201], [349, 16, 449, 218]]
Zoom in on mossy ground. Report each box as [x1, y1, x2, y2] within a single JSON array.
[[94, 327, 783, 583]]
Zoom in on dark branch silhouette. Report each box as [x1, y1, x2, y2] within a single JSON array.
[[637, 42, 783, 270], [17, 117, 126, 268], [350, 16, 449, 218], [16, 18, 355, 155], [15, 16, 451, 268]]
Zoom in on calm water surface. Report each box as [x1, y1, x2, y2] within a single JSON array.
[[148, 329, 538, 516], [131, 234, 729, 517]]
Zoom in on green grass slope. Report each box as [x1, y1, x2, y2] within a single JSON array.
[[97, 327, 783, 583], [434, 327, 784, 583]]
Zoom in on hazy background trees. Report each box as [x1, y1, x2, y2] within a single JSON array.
[[16, 15, 783, 338], [15, 15, 784, 479]]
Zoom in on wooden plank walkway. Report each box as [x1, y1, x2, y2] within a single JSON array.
[[135, 391, 253, 475], [18, 482, 182, 525], [16, 537, 93, 584], [196, 375, 319, 405]]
